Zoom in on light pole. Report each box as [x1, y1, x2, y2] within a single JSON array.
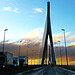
[[19, 40, 22, 56], [33, 50, 36, 65], [39, 48, 41, 65], [54, 42, 57, 64], [56, 47, 59, 65], [61, 29, 68, 65], [34, 51, 35, 65], [3, 29, 8, 52], [32, 50, 34, 65], [27, 46, 29, 65], [55, 42, 59, 65], [19, 40, 22, 66], [58, 41, 62, 65], [31, 49, 33, 65]]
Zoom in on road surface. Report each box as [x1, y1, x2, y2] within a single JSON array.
[[14, 66, 75, 75]]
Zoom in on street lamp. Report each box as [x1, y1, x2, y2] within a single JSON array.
[[32, 50, 34, 65], [3, 29, 8, 52], [19, 40, 22, 56], [27, 46, 29, 65], [54, 42, 59, 65], [31, 49, 33, 65], [61, 29, 68, 65], [34, 51, 36, 65], [31, 50, 32, 65], [56, 47, 59, 65], [58, 41, 62, 65], [39, 49, 41, 65]]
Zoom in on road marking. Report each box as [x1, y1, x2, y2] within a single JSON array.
[[52, 67, 61, 75]]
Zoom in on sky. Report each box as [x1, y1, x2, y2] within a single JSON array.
[[0, 0, 75, 65], [0, 0, 75, 45]]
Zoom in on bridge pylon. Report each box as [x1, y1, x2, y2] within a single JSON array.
[[41, 2, 56, 65]]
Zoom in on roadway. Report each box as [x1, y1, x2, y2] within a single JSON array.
[[14, 66, 75, 75]]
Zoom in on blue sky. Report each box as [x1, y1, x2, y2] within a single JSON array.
[[0, 0, 75, 46]]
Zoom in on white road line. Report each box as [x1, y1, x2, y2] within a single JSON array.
[[34, 66, 49, 75]]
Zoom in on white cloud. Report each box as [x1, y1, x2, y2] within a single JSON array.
[[33, 8, 43, 13], [3, 7, 19, 13], [3, 7, 11, 11], [22, 28, 43, 40], [13, 8, 19, 13], [53, 32, 70, 44], [11, 28, 70, 45], [2, 26, 71, 46], [67, 35, 75, 42], [69, 42, 75, 46]]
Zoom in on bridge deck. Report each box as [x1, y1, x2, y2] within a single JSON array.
[[14, 66, 75, 75]]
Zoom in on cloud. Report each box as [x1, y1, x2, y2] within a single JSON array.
[[3, 7, 11, 11], [13, 8, 19, 13], [20, 28, 70, 46], [69, 42, 75, 46], [0, 40, 75, 65], [0, 27, 75, 65], [21, 28, 43, 45], [22, 28, 43, 40], [33, 8, 43, 13], [53, 32, 70, 44], [67, 35, 75, 42], [3, 7, 19, 13]]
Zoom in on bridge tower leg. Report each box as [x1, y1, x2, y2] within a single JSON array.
[[41, 2, 56, 65]]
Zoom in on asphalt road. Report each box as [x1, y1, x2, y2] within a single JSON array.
[[14, 66, 75, 75]]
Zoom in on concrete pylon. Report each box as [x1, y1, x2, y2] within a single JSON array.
[[41, 2, 56, 65]]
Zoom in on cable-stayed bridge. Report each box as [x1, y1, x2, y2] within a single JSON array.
[[0, 1, 75, 75], [14, 2, 75, 75]]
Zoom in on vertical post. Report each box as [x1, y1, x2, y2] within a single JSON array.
[[19, 40, 22, 66], [39, 48, 40, 64], [19, 41, 22, 56], [3, 29, 8, 52], [19, 44, 20, 56], [31, 50, 32, 65], [27, 46, 29, 65], [64, 31, 68, 65], [34, 52, 35, 65], [60, 46, 62, 65], [32, 50, 33, 65], [61, 29, 68, 65], [57, 47, 59, 65], [58, 41, 62, 65], [3, 31, 5, 52]]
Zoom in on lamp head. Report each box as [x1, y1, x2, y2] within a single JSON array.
[[61, 29, 65, 31], [20, 40, 22, 42], [4, 29, 8, 31]]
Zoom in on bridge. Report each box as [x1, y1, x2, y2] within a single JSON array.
[[0, 1, 75, 75]]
